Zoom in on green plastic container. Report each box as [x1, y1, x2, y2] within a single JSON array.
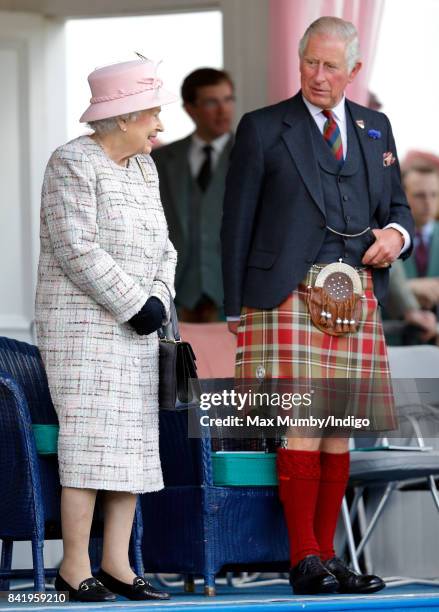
[[32, 424, 59, 455], [211, 452, 278, 486]]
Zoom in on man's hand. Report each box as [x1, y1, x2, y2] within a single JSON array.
[[407, 277, 439, 309], [404, 309, 438, 342], [362, 228, 404, 268], [228, 321, 240, 335]]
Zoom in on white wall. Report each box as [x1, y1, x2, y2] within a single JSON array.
[[0, 12, 66, 343], [369, 0, 439, 160]]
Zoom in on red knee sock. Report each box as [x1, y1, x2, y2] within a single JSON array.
[[314, 451, 350, 561], [276, 448, 321, 567]]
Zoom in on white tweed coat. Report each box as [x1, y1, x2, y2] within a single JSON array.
[[35, 135, 177, 493]]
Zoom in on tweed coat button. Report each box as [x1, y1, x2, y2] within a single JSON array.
[[133, 357, 140, 366]]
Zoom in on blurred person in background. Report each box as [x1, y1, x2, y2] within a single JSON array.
[[402, 150, 439, 176], [152, 68, 235, 322], [401, 166, 439, 312], [368, 99, 438, 343], [386, 259, 438, 344], [402, 151, 439, 221]]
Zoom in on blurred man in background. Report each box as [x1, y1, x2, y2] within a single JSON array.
[[402, 166, 439, 311], [152, 68, 235, 322]]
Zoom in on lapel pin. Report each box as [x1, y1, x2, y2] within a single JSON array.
[[355, 119, 365, 129], [368, 129, 382, 139]]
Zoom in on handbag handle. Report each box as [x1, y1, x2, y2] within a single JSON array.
[[156, 282, 181, 342]]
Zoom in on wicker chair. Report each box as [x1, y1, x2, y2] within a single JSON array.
[[0, 336, 143, 590], [140, 406, 289, 596]]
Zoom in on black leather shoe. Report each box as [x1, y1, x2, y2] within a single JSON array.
[[96, 569, 170, 601], [54, 573, 116, 602], [324, 557, 385, 594], [290, 555, 339, 595]]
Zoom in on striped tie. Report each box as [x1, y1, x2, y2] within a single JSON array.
[[322, 109, 343, 164]]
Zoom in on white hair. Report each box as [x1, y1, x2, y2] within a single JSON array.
[[87, 111, 142, 136], [298, 16, 361, 72]]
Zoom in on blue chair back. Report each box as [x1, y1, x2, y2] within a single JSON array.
[[0, 373, 45, 539], [0, 337, 57, 424], [0, 337, 61, 523]]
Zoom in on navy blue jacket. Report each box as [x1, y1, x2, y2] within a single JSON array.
[[221, 92, 414, 316]]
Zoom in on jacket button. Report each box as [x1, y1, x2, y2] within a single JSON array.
[[140, 278, 147, 286], [343, 195, 348, 201], [133, 357, 140, 366], [320, 222, 326, 229]]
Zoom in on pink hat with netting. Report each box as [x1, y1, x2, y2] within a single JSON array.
[[80, 56, 177, 123]]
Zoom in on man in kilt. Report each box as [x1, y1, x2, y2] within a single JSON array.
[[221, 17, 414, 595]]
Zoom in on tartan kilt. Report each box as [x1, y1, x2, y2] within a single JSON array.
[[235, 265, 396, 432]]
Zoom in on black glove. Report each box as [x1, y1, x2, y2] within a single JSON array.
[[129, 297, 165, 335]]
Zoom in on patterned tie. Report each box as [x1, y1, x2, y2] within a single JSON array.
[[322, 109, 344, 164], [415, 230, 429, 277], [197, 145, 213, 192]]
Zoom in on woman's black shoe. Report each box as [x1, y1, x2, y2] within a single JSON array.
[[54, 573, 116, 602], [96, 569, 170, 601]]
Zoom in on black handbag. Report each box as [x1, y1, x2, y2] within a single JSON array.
[[158, 293, 200, 410]]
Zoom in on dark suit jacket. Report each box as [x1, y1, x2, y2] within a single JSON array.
[[221, 92, 415, 316], [152, 135, 233, 307]]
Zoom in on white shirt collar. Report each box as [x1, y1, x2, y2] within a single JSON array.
[[418, 221, 435, 240], [191, 132, 231, 155], [302, 94, 346, 124]]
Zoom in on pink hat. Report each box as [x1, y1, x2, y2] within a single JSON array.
[[80, 57, 178, 123]]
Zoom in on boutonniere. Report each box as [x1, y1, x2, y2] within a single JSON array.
[[368, 129, 381, 139], [383, 151, 396, 167]]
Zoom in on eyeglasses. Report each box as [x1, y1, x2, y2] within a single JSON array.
[[195, 95, 236, 109]]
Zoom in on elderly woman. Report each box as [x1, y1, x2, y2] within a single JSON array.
[[35, 58, 177, 602]]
